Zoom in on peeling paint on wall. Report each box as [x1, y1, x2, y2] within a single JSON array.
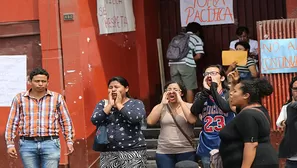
[[66, 70, 76, 73]]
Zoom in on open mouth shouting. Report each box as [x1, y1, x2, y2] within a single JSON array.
[[112, 93, 117, 99], [168, 93, 176, 102], [206, 76, 212, 86]]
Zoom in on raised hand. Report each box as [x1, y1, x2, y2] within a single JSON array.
[[203, 76, 211, 90], [227, 69, 240, 85], [229, 61, 237, 70], [161, 92, 168, 105], [211, 76, 220, 85], [115, 91, 123, 106], [108, 92, 115, 106], [175, 91, 183, 104]]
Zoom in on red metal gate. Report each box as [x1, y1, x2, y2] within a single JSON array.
[[257, 19, 297, 131]]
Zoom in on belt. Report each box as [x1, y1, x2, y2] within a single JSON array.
[[20, 136, 59, 141]]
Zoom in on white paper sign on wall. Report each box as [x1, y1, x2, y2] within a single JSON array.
[[180, 0, 234, 26], [97, 0, 136, 34], [0, 55, 27, 107]]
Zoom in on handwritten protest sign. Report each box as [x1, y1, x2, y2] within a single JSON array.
[[0, 55, 27, 106], [97, 0, 135, 34], [180, 0, 234, 26], [260, 38, 297, 74]]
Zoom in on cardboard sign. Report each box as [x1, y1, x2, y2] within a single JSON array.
[[222, 51, 247, 66]]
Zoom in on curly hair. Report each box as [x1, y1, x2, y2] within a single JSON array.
[[240, 78, 273, 104]]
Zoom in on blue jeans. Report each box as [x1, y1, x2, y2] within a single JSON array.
[[19, 138, 61, 168], [200, 156, 210, 168], [286, 160, 297, 168], [156, 151, 196, 168]]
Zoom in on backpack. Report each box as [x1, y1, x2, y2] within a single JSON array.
[[166, 32, 191, 61]]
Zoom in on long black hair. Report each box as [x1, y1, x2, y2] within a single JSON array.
[[108, 76, 131, 98]]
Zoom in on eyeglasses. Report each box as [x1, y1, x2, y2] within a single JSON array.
[[203, 71, 220, 77], [292, 87, 297, 91], [165, 88, 181, 92]]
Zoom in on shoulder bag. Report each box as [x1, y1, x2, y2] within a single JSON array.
[[166, 104, 196, 149], [92, 100, 109, 152]]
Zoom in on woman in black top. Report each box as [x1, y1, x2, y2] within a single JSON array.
[[219, 78, 279, 168]]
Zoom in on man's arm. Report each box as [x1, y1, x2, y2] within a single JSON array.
[[5, 95, 21, 149], [190, 89, 209, 116], [242, 142, 258, 168], [250, 40, 259, 57], [210, 83, 232, 112], [191, 35, 204, 61], [57, 95, 75, 145], [236, 109, 260, 168], [193, 53, 202, 61], [276, 105, 287, 128]]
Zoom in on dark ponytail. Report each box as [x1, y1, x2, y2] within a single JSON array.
[[240, 78, 273, 104]]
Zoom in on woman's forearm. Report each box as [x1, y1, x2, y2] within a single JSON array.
[[248, 65, 258, 78], [241, 142, 258, 168], [147, 104, 164, 125], [180, 101, 197, 124], [226, 66, 235, 75]]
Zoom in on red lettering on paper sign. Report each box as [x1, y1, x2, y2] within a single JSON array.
[[184, 0, 234, 24], [104, 16, 128, 29]]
